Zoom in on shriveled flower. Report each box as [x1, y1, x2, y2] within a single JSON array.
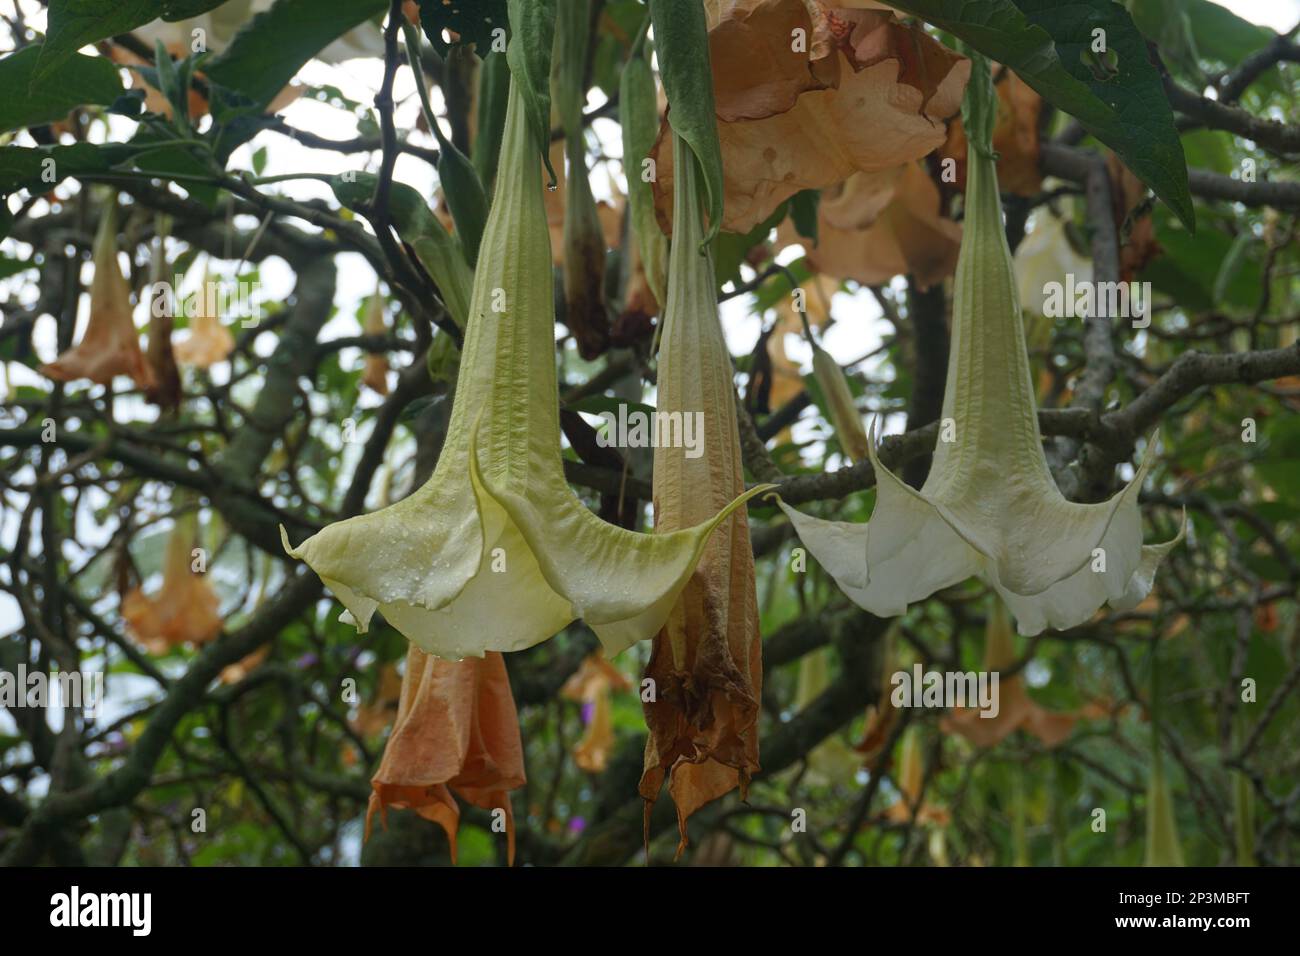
[[174, 267, 235, 369], [651, 0, 969, 233], [772, 59, 1185, 636], [366, 648, 525, 865], [359, 288, 390, 396], [143, 232, 181, 411], [885, 726, 948, 826], [560, 653, 631, 773], [122, 511, 222, 654], [219, 646, 269, 685], [283, 76, 767, 661], [941, 599, 1093, 748], [855, 622, 901, 766], [639, 130, 766, 856], [42, 203, 154, 390], [794, 162, 962, 291]]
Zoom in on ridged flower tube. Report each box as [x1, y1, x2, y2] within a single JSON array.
[[639, 131, 769, 854], [283, 76, 766, 660], [773, 58, 1184, 636]]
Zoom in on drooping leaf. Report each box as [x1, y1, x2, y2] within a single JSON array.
[[205, 0, 387, 108], [0, 45, 123, 134]]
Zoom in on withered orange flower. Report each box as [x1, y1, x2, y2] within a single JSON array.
[[639, 132, 763, 857], [174, 268, 236, 369], [366, 648, 526, 866], [941, 600, 1092, 749], [792, 161, 962, 290], [42, 204, 155, 390], [885, 726, 949, 826], [121, 512, 223, 654], [652, 0, 969, 233], [144, 238, 181, 411], [939, 68, 1043, 197], [560, 653, 632, 773], [855, 622, 901, 767], [360, 289, 390, 396], [219, 646, 270, 685]]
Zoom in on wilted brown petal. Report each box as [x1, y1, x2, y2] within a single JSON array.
[[795, 162, 962, 290], [360, 291, 390, 396], [366, 649, 526, 865], [653, 2, 968, 233], [561, 653, 632, 774], [122, 516, 222, 653], [174, 272, 236, 369], [640, 133, 762, 857], [941, 602, 1091, 749]]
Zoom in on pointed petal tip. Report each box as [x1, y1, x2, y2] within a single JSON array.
[[278, 524, 299, 558]]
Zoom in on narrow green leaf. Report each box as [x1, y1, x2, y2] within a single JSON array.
[[0, 45, 122, 134], [647, 0, 724, 246], [404, 21, 489, 265], [473, 47, 511, 193], [621, 34, 668, 305]]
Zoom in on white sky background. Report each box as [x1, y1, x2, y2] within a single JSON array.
[[0, 0, 1295, 810]]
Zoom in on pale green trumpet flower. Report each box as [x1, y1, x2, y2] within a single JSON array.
[[772, 58, 1183, 636], [283, 76, 767, 660]]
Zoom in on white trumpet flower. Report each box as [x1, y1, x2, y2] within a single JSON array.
[[772, 61, 1183, 636]]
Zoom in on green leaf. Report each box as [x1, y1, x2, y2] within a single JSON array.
[[0, 142, 135, 195], [416, 0, 509, 55], [712, 200, 789, 290], [1185, 0, 1273, 66], [506, 0, 557, 183], [128, 128, 219, 208], [0, 45, 122, 134], [789, 189, 820, 246], [33, 0, 228, 89], [888, 0, 1194, 231], [205, 0, 387, 108], [648, 0, 724, 246], [473, 47, 511, 192]]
